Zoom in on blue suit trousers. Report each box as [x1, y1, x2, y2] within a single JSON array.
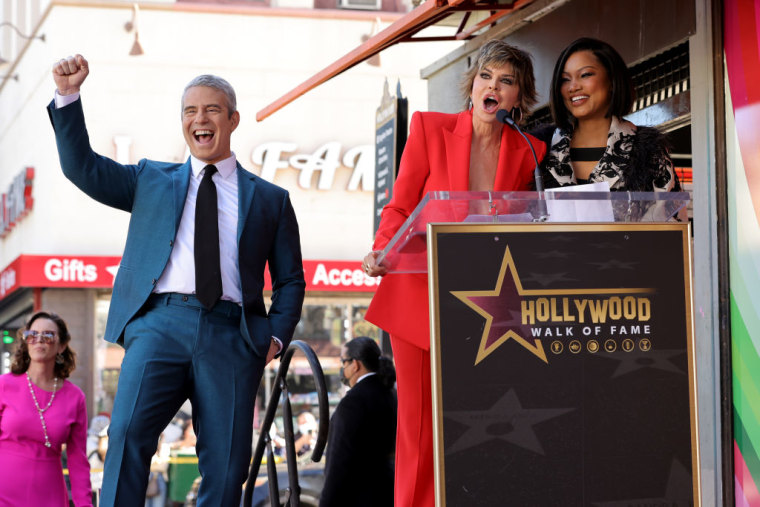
[[100, 293, 265, 507]]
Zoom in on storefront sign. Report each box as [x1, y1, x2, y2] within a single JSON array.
[[266, 260, 380, 292], [0, 167, 34, 238], [373, 80, 407, 233], [306, 260, 380, 291], [0, 259, 19, 299], [0, 255, 378, 301], [0, 255, 121, 299], [117, 135, 374, 192], [251, 142, 374, 191]]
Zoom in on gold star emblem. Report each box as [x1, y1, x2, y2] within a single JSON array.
[[451, 246, 655, 366]]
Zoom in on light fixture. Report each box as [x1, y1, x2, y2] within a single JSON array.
[[361, 18, 382, 67], [130, 32, 144, 56], [0, 21, 46, 68], [124, 4, 144, 56], [0, 22, 46, 43]]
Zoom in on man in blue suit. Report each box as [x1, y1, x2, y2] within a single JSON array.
[[48, 55, 305, 506]]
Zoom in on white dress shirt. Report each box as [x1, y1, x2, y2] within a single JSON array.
[[154, 156, 241, 303], [55, 91, 241, 303], [55, 90, 282, 351], [355, 372, 376, 384]]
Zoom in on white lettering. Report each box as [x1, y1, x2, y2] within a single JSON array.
[[44, 259, 62, 281], [84, 263, 98, 282], [0, 268, 16, 297], [251, 142, 297, 182], [9, 172, 24, 219], [344, 145, 373, 191], [290, 142, 341, 190], [0, 167, 34, 236], [44, 258, 98, 282], [251, 142, 376, 192], [310, 263, 380, 288], [377, 104, 396, 124], [376, 182, 387, 199], [312, 264, 329, 285], [376, 126, 393, 144]]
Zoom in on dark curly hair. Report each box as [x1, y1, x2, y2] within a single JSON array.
[[11, 311, 77, 379]]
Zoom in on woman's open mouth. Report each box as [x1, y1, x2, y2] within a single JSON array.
[[483, 95, 500, 113]]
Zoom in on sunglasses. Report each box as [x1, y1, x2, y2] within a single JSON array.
[[340, 357, 354, 365], [23, 330, 58, 344]]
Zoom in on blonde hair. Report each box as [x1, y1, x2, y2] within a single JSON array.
[[459, 39, 538, 123]]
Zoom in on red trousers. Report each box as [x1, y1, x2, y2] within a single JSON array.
[[391, 336, 435, 507]]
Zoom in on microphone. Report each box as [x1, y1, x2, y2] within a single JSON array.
[[495, 108, 516, 127], [496, 109, 547, 221]]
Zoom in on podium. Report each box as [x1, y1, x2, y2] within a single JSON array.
[[379, 191, 699, 506]]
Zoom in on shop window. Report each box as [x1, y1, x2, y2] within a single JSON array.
[[94, 296, 123, 416], [257, 299, 381, 426], [293, 304, 346, 348], [349, 305, 379, 342]]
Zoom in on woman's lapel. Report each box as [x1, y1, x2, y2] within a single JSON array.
[[494, 125, 530, 190], [443, 110, 474, 191]]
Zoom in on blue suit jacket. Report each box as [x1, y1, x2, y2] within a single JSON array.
[[47, 98, 305, 358]]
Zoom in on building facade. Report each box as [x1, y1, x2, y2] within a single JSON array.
[[0, 0, 456, 418]]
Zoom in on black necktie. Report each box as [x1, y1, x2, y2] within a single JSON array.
[[195, 164, 222, 310]]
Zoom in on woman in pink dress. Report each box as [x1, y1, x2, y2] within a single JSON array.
[[0, 311, 92, 506]]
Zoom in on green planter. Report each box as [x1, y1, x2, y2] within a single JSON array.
[[168, 451, 200, 502]]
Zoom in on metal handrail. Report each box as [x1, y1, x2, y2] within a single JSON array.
[[244, 340, 329, 506]]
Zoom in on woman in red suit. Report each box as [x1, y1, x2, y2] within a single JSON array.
[[362, 39, 547, 506]]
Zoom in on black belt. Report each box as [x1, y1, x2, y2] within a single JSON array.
[[148, 292, 242, 318]]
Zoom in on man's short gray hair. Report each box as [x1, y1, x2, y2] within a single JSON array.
[[182, 75, 237, 117]]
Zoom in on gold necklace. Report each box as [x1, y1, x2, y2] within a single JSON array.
[[26, 372, 59, 448]]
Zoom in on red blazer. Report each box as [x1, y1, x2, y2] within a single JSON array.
[[365, 109, 547, 350]]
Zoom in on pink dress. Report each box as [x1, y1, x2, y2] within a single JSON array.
[[0, 372, 92, 506]]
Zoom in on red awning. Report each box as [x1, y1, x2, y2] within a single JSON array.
[[256, 0, 546, 121]]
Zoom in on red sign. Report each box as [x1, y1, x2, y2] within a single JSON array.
[[0, 167, 34, 238], [0, 255, 122, 299], [0, 255, 378, 301], [279, 260, 381, 292]]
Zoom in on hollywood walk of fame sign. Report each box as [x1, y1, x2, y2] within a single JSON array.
[[428, 222, 699, 506]]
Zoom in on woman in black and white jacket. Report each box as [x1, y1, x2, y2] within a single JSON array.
[[539, 37, 680, 193]]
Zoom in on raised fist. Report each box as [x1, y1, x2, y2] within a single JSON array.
[[52, 54, 89, 96]]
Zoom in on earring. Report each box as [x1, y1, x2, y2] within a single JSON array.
[[510, 107, 523, 124], [468, 98, 473, 110], [56, 353, 64, 365]]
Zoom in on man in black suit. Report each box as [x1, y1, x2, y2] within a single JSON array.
[[320, 337, 397, 507]]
